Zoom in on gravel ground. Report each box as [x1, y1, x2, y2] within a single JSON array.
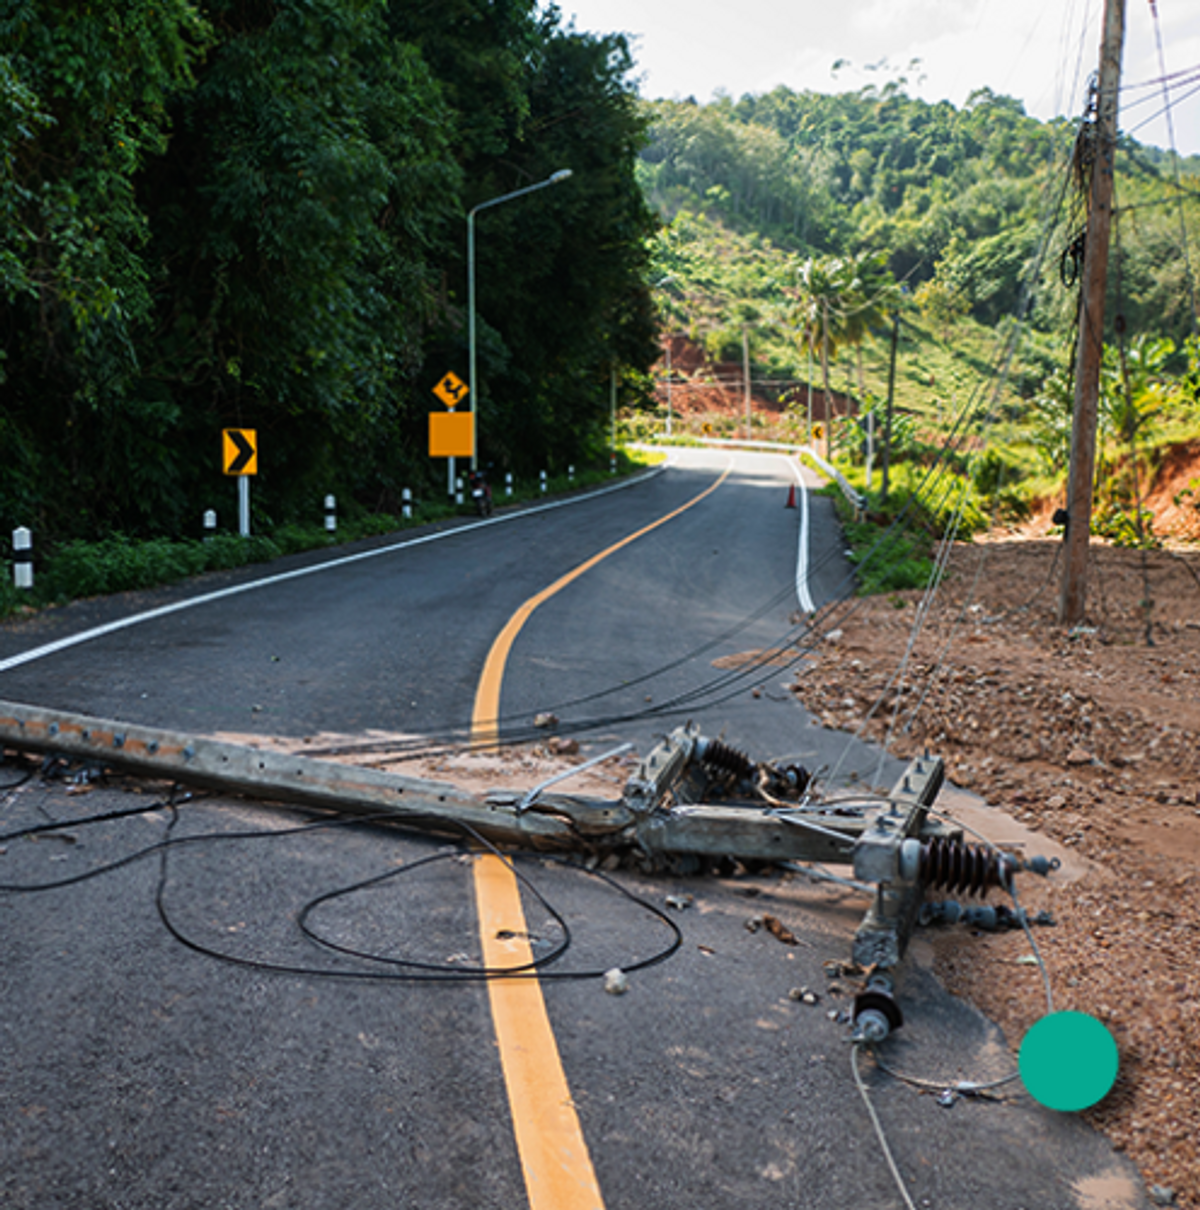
[[790, 537, 1200, 1209]]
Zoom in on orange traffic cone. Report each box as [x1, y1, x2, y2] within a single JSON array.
[[785, 484, 797, 508]]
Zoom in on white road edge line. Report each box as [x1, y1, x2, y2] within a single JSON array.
[[790, 458, 816, 614], [0, 463, 670, 674]]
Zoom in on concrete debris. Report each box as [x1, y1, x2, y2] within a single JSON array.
[[603, 968, 629, 996], [1149, 1187, 1176, 1207], [533, 712, 559, 729], [664, 894, 693, 910], [788, 987, 820, 1005]]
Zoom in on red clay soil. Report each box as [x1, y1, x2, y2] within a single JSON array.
[[1145, 439, 1200, 543], [656, 335, 855, 422]]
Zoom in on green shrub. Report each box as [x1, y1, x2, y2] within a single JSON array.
[[1092, 504, 1161, 549], [839, 507, 939, 594]]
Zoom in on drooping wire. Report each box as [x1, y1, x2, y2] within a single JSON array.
[[1144, 1, 1198, 335], [819, 113, 1083, 782], [850, 1043, 918, 1210], [0, 791, 683, 983]]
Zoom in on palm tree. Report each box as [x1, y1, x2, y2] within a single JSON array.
[[839, 251, 900, 402], [794, 256, 846, 459]]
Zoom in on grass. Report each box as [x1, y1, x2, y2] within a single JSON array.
[[821, 454, 991, 595]]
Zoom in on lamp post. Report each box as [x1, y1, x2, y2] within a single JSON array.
[[467, 168, 572, 474]]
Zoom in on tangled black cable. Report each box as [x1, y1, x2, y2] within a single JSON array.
[[0, 792, 683, 984], [0, 756, 36, 792]]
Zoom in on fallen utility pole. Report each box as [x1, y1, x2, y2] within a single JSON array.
[[1, 702, 1060, 1039], [1060, 0, 1126, 625], [0, 699, 616, 848]]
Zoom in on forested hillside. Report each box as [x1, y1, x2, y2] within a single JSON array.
[[1, 0, 658, 542], [642, 84, 1199, 340], [639, 84, 1200, 537]]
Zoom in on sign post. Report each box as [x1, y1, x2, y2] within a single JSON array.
[[222, 429, 258, 537], [430, 373, 472, 495]]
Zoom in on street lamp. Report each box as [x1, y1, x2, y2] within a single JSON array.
[[467, 168, 572, 474]]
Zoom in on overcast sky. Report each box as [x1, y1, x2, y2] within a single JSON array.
[[553, 0, 1200, 156]]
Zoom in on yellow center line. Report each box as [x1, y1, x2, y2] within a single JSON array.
[[469, 464, 731, 1210]]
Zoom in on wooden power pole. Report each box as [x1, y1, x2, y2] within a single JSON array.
[[1059, 0, 1126, 624]]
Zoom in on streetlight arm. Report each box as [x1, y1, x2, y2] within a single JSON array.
[[468, 168, 572, 220]]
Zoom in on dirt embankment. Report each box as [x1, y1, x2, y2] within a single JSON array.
[[654, 335, 856, 423], [792, 538, 1200, 1208]]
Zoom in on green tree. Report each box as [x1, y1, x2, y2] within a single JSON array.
[[433, 11, 660, 473], [141, 0, 461, 523], [838, 250, 899, 397], [0, 0, 212, 534]]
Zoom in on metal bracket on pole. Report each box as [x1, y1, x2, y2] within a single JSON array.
[[851, 757, 948, 970]]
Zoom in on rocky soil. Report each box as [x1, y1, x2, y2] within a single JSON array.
[[792, 537, 1200, 1209]]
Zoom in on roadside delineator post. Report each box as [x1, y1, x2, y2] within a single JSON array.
[[505, 473, 513, 498], [455, 477, 464, 506], [324, 494, 336, 534], [12, 527, 32, 590], [203, 510, 217, 540], [402, 488, 412, 520], [540, 471, 547, 495]]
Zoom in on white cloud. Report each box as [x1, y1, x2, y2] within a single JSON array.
[[556, 0, 1200, 155]]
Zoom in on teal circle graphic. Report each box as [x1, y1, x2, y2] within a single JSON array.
[[1019, 1012, 1119, 1111]]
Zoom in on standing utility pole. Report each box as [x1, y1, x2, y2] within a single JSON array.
[[822, 299, 832, 462], [881, 313, 899, 504], [742, 328, 751, 440], [1059, 0, 1126, 624]]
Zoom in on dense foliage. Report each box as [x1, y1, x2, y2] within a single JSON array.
[[1, 0, 658, 545], [642, 84, 1199, 344]]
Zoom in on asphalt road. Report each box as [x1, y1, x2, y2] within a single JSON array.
[[0, 448, 1150, 1209]]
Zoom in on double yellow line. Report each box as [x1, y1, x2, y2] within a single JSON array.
[[469, 466, 730, 1210]]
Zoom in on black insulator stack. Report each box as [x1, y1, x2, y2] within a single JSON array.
[[696, 738, 755, 780], [918, 837, 1012, 897]]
